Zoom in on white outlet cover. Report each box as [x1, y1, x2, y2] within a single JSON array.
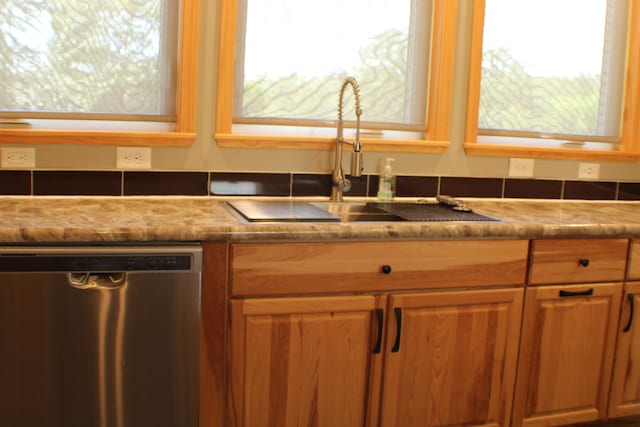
[[1, 147, 35, 168], [578, 162, 600, 180], [508, 158, 534, 177], [116, 147, 152, 170]]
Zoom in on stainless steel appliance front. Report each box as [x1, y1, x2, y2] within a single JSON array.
[[0, 246, 202, 427]]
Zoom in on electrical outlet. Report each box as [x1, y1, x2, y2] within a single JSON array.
[[578, 162, 600, 180], [1, 147, 35, 168], [508, 158, 534, 177], [116, 147, 151, 170]]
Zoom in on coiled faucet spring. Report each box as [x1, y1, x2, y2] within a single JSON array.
[[332, 77, 364, 202], [338, 77, 362, 143]]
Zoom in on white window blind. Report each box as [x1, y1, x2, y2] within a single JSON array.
[[478, 0, 628, 144], [234, 0, 432, 132], [0, 0, 179, 123]]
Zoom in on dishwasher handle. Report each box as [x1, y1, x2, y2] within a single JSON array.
[[66, 272, 127, 289]]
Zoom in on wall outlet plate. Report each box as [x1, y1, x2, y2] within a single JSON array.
[[1, 147, 35, 168], [116, 147, 151, 170], [508, 158, 534, 177], [578, 162, 600, 180]]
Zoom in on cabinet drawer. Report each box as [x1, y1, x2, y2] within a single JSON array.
[[528, 238, 628, 285], [230, 240, 528, 296], [629, 240, 640, 280]]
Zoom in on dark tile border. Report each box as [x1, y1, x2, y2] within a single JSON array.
[[504, 179, 563, 199], [292, 174, 332, 197], [367, 175, 439, 198], [0, 170, 637, 201], [0, 171, 31, 195], [291, 174, 368, 197], [124, 171, 209, 196], [210, 172, 290, 196], [33, 171, 121, 196], [619, 183, 640, 201], [396, 176, 439, 197], [564, 181, 617, 200], [440, 177, 504, 198]]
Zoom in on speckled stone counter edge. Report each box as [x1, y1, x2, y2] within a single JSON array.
[[0, 197, 639, 243]]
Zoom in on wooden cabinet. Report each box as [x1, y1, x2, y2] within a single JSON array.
[[514, 238, 628, 427], [225, 240, 529, 427], [629, 240, 640, 280], [512, 283, 622, 427], [609, 282, 640, 418], [204, 237, 637, 427], [228, 289, 524, 427], [378, 288, 523, 427], [228, 295, 385, 427], [608, 240, 640, 419]]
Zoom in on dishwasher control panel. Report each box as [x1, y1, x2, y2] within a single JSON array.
[[0, 253, 194, 272]]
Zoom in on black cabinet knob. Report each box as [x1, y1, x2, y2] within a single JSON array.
[[579, 259, 590, 267], [381, 265, 392, 275]]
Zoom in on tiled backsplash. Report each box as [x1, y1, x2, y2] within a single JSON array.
[[1, 170, 639, 200], [211, 172, 640, 201]]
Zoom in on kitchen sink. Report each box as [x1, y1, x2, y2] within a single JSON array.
[[226, 200, 500, 223], [310, 201, 403, 222]]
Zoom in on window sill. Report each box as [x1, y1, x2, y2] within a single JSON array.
[[0, 129, 196, 146], [215, 133, 449, 153], [464, 142, 640, 162]]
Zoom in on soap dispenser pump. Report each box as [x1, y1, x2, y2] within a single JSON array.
[[377, 158, 396, 202]]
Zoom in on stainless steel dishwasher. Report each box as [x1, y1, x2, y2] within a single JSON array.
[[0, 245, 202, 427]]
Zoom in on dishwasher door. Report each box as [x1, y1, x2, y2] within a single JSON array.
[[0, 246, 202, 427]]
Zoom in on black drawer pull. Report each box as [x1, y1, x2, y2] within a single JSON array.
[[391, 307, 402, 353], [381, 265, 392, 275], [559, 288, 594, 298], [579, 259, 590, 267], [624, 294, 635, 333], [372, 308, 384, 354]]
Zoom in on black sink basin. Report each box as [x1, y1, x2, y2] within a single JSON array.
[[311, 202, 500, 222]]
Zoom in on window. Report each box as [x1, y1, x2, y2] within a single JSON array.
[[215, 0, 458, 152], [0, 0, 199, 146], [465, 0, 640, 161]]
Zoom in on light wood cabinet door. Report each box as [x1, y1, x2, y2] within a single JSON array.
[[513, 283, 622, 427], [228, 295, 385, 427], [609, 282, 640, 418], [629, 240, 640, 280], [378, 288, 524, 427]]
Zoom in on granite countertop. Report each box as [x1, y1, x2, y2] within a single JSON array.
[[0, 196, 639, 243]]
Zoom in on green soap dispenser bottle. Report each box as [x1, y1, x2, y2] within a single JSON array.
[[377, 158, 396, 202]]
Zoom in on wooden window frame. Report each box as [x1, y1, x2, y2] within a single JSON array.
[[464, 0, 640, 162], [214, 0, 457, 153], [0, 0, 200, 147]]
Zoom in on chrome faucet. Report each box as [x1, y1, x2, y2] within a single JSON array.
[[331, 77, 363, 202]]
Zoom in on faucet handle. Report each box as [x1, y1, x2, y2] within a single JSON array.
[[339, 178, 352, 193]]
